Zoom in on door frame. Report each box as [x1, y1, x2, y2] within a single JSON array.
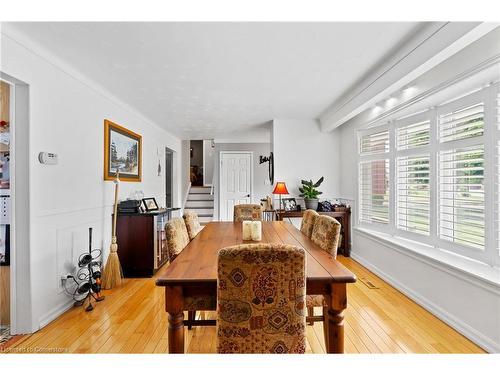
[[0, 72, 32, 334], [165, 147, 174, 208], [218, 151, 254, 221]]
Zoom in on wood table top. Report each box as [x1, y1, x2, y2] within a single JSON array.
[[156, 221, 356, 286]]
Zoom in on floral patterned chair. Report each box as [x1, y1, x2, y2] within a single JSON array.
[[217, 243, 306, 354], [165, 217, 214, 329], [306, 215, 341, 325], [233, 204, 263, 222], [183, 210, 203, 240], [300, 209, 319, 238], [165, 218, 190, 262]]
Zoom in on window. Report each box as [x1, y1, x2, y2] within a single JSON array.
[[397, 119, 430, 150], [358, 84, 499, 266], [359, 160, 390, 224], [360, 130, 389, 155], [439, 146, 485, 249], [437, 92, 486, 253], [397, 155, 430, 235], [395, 113, 432, 236], [439, 103, 484, 143]]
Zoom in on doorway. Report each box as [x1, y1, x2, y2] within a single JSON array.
[[0, 72, 31, 336], [219, 151, 253, 221], [0, 80, 11, 341], [190, 140, 203, 186], [165, 147, 174, 208]]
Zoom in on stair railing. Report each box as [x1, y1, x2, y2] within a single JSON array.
[[210, 158, 216, 195], [182, 181, 192, 215]]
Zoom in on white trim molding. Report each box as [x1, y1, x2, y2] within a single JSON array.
[[352, 228, 500, 353]]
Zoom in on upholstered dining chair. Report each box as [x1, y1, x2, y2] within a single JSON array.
[[306, 215, 341, 325], [217, 243, 306, 354], [300, 209, 319, 238], [165, 218, 190, 262], [165, 217, 214, 329], [183, 210, 203, 240], [233, 204, 263, 222]]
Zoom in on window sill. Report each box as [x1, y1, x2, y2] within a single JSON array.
[[354, 227, 500, 290]]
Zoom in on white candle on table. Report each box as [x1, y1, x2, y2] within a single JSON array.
[[242, 221, 253, 240], [251, 221, 262, 241]]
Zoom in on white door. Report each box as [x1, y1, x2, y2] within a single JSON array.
[[219, 152, 253, 221]]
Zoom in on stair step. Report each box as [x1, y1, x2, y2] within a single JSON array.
[[187, 208, 213, 215], [190, 186, 212, 194], [188, 193, 214, 200], [185, 200, 214, 208]]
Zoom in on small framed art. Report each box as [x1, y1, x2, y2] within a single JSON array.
[[142, 197, 159, 212], [282, 198, 297, 211]]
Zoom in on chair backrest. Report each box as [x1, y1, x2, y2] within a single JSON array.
[[217, 243, 306, 354], [165, 218, 190, 262], [183, 210, 202, 240], [233, 204, 263, 222], [300, 209, 319, 238], [311, 215, 341, 258]]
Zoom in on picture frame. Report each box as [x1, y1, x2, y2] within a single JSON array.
[[142, 197, 159, 212], [104, 119, 142, 182], [282, 198, 297, 212]]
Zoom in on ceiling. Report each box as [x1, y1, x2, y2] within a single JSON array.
[[8, 22, 422, 140]]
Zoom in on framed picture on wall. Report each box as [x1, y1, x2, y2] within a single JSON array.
[[104, 119, 142, 181]]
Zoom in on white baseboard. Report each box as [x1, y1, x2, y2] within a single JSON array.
[[38, 298, 74, 330], [351, 252, 500, 353]]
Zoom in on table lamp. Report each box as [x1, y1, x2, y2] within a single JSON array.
[[272, 181, 289, 211]]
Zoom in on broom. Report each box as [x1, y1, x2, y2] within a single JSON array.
[[102, 170, 123, 289]]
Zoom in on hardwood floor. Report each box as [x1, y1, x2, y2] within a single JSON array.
[[5, 256, 485, 354]]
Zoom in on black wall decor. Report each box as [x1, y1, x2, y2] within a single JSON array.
[[259, 151, 274, 185], [64, 228, 105, 311]]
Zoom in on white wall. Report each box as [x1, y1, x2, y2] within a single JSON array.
[[272, 119, 341, 205], [1, 29, 182, 332], [337, 28, 500, 352]]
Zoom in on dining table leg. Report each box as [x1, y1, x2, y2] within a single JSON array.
[[165, 286, 185, 353], [323, 283, 347, 353]]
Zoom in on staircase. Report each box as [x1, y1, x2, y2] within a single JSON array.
[[184, 186, 214, 224]]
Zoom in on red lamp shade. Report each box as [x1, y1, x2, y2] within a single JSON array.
[[272, 182, 289, 195]]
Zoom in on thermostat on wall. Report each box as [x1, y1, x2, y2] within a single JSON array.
[[38, 152, 58, 165]]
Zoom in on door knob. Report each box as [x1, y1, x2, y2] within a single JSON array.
[[245, 194, 250, 197]]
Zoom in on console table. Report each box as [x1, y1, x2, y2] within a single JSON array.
[[275, 208, 351, 256], [115, 208, 180, 277]]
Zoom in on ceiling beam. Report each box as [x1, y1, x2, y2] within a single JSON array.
[[319, 22, 499, 132]]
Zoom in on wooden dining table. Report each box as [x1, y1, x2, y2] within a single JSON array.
[[155, 221, 357, 354]]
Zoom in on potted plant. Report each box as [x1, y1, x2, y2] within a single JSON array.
[[299, 177, 324, 210]]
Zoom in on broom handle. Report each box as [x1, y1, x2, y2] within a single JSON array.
[[112, 172, 120, 238]]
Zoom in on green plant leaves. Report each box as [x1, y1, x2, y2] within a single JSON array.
[[313, 176, 324, 187], [298, 177, 324, 199]]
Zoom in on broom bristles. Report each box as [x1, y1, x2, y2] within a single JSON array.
[[102, 241, 123, 289]]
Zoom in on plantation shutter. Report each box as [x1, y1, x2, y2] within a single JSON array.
[[439, 102, 484, 143], [397, 155, 430, 235], [359, 160, 390, 224], [360, 130, 389, 155], [397, 120, 430, 150], [439, 146, 485, 249]]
